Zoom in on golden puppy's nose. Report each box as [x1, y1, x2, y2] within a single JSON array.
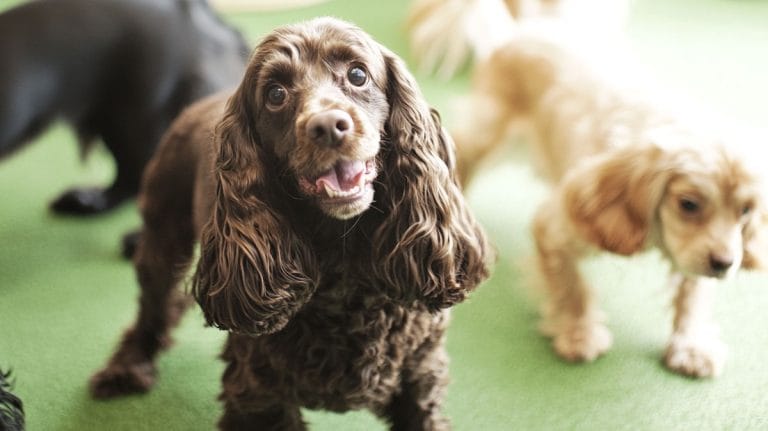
[[307, 110, 353, 148], [709, 253, 734, 274]]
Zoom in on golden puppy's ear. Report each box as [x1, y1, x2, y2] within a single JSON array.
[[741, 209, 768, 270], [562, 145, 671, 255]]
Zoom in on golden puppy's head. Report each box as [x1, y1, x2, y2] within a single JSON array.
[[563, 135, 767, 278]]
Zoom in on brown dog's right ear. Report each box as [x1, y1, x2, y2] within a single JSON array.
[[191, 91, 318, 336], [562, 145, 672, 256]]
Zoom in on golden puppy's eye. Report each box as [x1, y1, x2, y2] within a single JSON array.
[[741, 203, 753, 216], [679, 197, 700, 214], [266, 84, 288, 107], [347, 65, 367, 86]]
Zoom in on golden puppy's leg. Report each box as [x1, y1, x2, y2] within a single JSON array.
[[453, 93, 514, 187], [533, 201, 613, 362], [664, 274, 727, 378]]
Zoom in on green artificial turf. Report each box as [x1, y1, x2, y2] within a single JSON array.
[[1, 0, 768, 429]]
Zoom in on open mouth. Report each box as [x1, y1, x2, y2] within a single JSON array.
[[299, 159, 377, 203]]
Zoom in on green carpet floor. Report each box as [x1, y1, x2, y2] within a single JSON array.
[[1, 0, 768, 429]]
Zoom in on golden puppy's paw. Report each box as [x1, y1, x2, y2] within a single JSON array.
[[552, 322, 613, 362], [664, 334, 727, 378]]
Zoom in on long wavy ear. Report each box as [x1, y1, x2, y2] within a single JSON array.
[[191, 89, 318, 335], [562, 145, 672, 255], [742, 207, 768, 270], [371, 48, 490, 310]]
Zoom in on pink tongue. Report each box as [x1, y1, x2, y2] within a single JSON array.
[[315, 160, 365, 192]]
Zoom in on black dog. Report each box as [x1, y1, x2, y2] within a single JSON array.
[[0, 0, 248, 214], [0, 370, 23, 431]]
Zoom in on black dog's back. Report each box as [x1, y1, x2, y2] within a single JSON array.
[[0, 0, 197, 155], [0, 0, 248, 214]]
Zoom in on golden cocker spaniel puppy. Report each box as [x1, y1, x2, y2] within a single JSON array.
[[456, 34, 767, 378]]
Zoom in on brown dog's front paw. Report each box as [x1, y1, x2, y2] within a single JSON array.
[[89, 362, 157, 399], [552, 322, 613, 362], [664, 335, 727, 378]]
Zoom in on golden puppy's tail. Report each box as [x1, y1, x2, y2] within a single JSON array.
[[407, 0, 517, 80], [407, 0, 630, 80]]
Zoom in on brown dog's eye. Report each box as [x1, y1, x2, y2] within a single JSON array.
[[347, 66, 367, 86], [679, 197, 700, 214], [266, 84, 287, 107]]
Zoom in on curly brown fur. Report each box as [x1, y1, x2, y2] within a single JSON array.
[[90, 18, 489, 430], [0, 370, 24, 431]]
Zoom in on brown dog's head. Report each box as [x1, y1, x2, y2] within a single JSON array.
[[219, 17, 390, 219], [192, 18, 489, 335]]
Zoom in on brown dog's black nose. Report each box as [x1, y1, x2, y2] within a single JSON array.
[[709, 253, 734, 274], [306, 110, 353, 148]]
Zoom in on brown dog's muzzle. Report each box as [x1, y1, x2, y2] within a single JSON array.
[[306, 109, 354, 148]]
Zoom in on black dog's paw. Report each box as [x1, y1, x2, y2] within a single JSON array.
[[50, 187, 110, 214], [89, 362, 157, 399], [121, 230, 141, 260], [50, 187, 122, 215]]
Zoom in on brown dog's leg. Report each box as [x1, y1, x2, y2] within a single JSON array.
[[89, 208, 195, 398], [383, 330, 451, 431], [218, 403, 305, 431], [217, 336, 306, 431]]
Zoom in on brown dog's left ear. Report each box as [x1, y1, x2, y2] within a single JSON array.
[[370, 48, 490, 310], [562, 145, 672, 256], [742, 209, 768, 270]]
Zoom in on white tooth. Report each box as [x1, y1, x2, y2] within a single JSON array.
[[342, 186, 360, 197], [323, 183, 337, 198], [322, 183, 363, 199]]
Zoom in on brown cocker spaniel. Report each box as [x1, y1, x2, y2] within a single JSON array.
[[90, 17, 490, 430]]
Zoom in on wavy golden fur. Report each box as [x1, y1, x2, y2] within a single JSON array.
[[90, 17, 489, 430], [456, 35, 768, 378]]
